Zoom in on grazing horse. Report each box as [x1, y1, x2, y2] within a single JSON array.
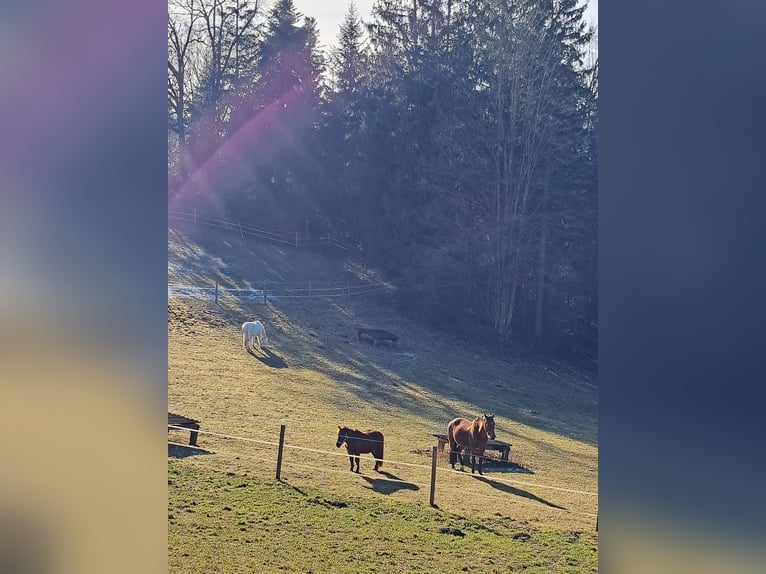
[[447, 414, 496, 475], [242, 321, 268, 351], [335, 427, 384, 473]]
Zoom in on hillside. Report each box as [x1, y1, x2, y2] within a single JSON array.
[[168, 223, 598, 569]]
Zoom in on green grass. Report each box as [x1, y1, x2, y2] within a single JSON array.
[[169, 461, 598, 573], [168, 224, 598, 571]]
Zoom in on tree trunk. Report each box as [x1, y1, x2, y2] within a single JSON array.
[[534, 161, 550, 340]]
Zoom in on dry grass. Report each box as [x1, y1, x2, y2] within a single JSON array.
[[168, 225, 598, 533]]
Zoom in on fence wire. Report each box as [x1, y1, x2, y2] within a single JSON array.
[[168, 426, 598, 501]]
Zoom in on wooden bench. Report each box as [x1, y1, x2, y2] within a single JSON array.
[[432, 433, 512, 461], [168, 413, 200, 446], [357, 327, 399, 346]]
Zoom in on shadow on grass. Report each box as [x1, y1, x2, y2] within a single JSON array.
[[168, 443, 213, 459], [278, 482, 307, 496], [467, 455, 535, 475], [169, 226, 598, 447], [473, 475, 566, 511], [248, 346, 288, 368], [361, 471, 420, 494]]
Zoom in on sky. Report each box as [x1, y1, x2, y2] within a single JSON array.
[[293, 0, 598, 52]]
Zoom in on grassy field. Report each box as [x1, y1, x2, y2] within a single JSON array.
[[168, 224, 598, 571], [169, 461, 597, 573]]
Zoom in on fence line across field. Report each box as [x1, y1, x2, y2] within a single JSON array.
[[168, 444, 593, 517], [168, 424, 598, 498], [170, 211, 518, 295], [169, 444, 596, 520], [167, 281, 390, 301], [169, 440, 591, 510], [169, 210, 355, 250], [169, 426, 597, 526]]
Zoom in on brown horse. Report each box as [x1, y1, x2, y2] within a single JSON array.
[[447, 414, 496, 475], [336, 427, 384, 473]]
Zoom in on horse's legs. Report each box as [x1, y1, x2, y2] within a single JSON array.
[[458, 447, 466, 470], [468, 452, 484, 475], [348, 454, 354, 472], [449, 445, 464, 470], [354, 455, 360, 473]]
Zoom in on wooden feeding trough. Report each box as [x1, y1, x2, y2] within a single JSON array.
[[357, 327, 399, 347]]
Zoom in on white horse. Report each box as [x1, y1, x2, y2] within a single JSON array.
[[242, 321, 269, 351]]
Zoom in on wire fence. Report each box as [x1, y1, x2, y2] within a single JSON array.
[[169, 209, 355, 251], [168, 208, 390, 302], [167, 279, 391, 302], [168, 423, 599, 528]]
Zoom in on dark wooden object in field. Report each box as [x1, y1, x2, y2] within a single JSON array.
[[432, 433, 511, 461], [357, 327, 398, 346], [168, 413, 200, 446]]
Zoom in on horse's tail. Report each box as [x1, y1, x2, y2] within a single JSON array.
[[447, 418, 459, 466]]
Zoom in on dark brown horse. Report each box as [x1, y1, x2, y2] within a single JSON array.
[[336, 427, 384, 473], [447, 414, 496, 475]]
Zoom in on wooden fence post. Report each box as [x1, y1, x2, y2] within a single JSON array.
[[429, 445, 438, 507], [215, 281, 219, 304], [276, 424, 286, 481]]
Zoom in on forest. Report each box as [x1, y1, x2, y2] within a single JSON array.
[[168, 0, 598, 365]]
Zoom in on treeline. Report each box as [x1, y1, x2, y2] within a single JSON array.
[[168, 0, 598, 364]]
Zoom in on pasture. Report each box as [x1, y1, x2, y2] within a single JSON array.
[[168, 225, 598, 571]]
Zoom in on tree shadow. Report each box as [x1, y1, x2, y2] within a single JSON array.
[[169, 228, 598, 447], [360, 471, 420, 494], [168, 443, 213, 459], [473, 475, 567, 511], [248, 346, 288, 368]]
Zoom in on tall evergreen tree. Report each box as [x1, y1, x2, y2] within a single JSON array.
[[221, 0, 326, 223], [321, 3, 371, 241]]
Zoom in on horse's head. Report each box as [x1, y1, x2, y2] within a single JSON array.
[[336, 426, 348, 448], [483, 413, 496, 440]]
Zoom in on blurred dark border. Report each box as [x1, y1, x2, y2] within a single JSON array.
[[601, 0, 766, 563], [1, 1, 168, 572]]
